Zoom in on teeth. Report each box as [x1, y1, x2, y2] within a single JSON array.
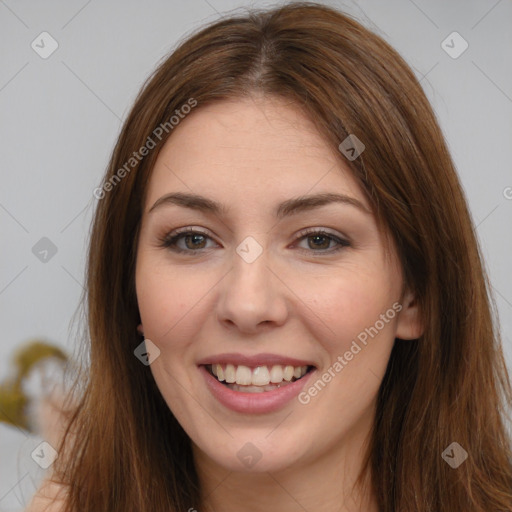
[[283, 365, 294, 381], [224, 364, 236, 383], [209, 363, 309, 386], [252, 366, 270, 386], [235, 365, 252, 385], [269, 365, 283, 383], [215, 364, 225, 381]]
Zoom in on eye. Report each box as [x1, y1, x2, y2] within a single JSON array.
[[159, 227, 350, 255], [159, 228, 218, 254], [294, 229, 350, 254]]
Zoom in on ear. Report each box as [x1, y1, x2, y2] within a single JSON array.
[[137, 323, 144, 336], [395, 289, 423, 340]]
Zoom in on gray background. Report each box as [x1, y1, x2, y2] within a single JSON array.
[[1, 0, 511, 510]]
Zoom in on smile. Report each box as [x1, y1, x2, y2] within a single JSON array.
[[199, 360, 317, 414]]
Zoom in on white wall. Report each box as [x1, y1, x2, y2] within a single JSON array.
[[1, 0, 511, 510]]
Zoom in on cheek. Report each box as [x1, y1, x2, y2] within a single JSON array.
[[297, 269, 399, 420], [136, 266, 202, 406], [136, 261, 209, 339], [296, 262, 399, 350]]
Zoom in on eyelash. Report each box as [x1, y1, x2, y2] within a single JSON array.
[[159, 227, 350, 255]]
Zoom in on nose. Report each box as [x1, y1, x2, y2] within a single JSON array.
[[215, 250, 289, 334]]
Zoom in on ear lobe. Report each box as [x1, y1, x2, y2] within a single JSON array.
[[395, 291, 423, 340], [137, 323, 144, 336]]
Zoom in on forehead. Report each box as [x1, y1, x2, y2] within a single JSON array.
[[145, 96, 368, 211]]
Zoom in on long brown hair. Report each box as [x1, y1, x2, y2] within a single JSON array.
[[51, 2, 512, 510]]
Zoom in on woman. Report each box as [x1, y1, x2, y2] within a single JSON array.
[[28, 2, 512, 511]]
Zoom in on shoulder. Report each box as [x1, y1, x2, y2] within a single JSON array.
[[25, 479, 68, 512]]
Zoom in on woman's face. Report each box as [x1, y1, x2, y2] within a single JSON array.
[[135, 96, 420, 475]]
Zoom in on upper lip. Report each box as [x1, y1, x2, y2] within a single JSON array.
[[197, 353, 316, 368]]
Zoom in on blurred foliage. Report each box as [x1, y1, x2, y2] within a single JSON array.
[[0, 339, 67, 432]]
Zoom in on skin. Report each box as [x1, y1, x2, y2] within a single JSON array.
[[135, 95, 422, 512]]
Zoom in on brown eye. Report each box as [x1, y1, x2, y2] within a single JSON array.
[[307, 234, 332, 250], [183, 233, 207, 250]]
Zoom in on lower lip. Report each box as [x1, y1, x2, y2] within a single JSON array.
[[199, 365, 316, 414]]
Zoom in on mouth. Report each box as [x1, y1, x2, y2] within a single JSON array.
[[203, 363, 315, 393]]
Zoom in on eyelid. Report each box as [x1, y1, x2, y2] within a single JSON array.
[[166, 226, 215, 239], [294, 226, 349, 241]]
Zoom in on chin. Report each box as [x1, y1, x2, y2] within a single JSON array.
[[193, 431, 308, 474]]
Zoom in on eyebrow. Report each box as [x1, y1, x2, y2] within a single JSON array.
[[148, 191, 371, 218]]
